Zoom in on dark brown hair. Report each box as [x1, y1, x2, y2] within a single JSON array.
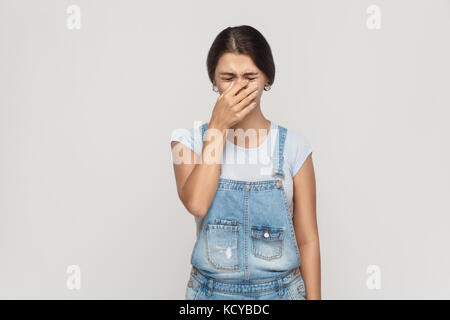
[[206, 25, 275, 89]]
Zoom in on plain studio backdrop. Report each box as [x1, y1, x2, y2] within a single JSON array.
[[0, 0, 449, 299]]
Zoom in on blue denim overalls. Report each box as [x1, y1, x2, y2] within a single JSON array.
[[185, 122, 306, 300]]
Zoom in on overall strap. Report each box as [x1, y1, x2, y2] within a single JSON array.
[[272, 125, 287, 178], [200, 122, 209, 142], [200, 121, 223, 174]]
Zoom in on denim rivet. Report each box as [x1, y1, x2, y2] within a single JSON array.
[[188, 280, 193, 288], [297, 284, 303, 292]]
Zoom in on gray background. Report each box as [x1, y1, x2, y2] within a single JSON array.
[[0, 0, 449, 299]]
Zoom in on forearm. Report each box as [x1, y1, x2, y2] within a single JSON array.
[[181, 123, 227, 218], [298, 239, 321, 300]]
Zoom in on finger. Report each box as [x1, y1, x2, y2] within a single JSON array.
[[233, 88, 258, 112], [236, 99, 257, 119], [223, 80, 236, 94], [227, 79, 250, 98], [217, 81, 234, 99], [233, 82, 258, 106]]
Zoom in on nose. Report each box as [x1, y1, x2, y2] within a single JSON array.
[[236, 79, 249, 94]]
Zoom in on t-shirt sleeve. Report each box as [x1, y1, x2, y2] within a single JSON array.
[[170, 127, 203, 156], [287, 129, 313, 177]]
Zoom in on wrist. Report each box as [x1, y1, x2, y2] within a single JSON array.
[[208, 121, 227, 136]]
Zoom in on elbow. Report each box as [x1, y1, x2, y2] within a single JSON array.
[[179, 193, 209, 219], [185, 200, 208, 219], [188, 206, 208, 219]]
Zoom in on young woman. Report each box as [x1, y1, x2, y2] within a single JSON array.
[[170, 25, 320, 300]]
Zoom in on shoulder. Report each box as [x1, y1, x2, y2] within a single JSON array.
[[283, 127, 313, 177], [284, 128, 311, 150], [170, 124, 204, 156]]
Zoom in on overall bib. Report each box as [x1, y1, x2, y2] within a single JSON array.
[[185, 122, 306, 300]]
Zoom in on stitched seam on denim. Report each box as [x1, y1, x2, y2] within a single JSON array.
[[193, 285, 202, 300], [273, 125, 287, 175], [218, 178, 279, 185], [251, 226, 285, 234], [285, 275, 306, 300], [280, 127, 287, 172], [194, 278, 287, 295], [197, 279, 294, 295], [250, 226, 284, 260], [192, 284, 201, 300], [217, 187, 278, 192], [191, 269, 301, 286], [243, 191, 249, 280], [279, 186, 301, 264], [300, 288, 306, 299], [237, 227, 241, 270], [195, 283, 281, 295], [282, 273, 301, 287], [278, 126, 283, 173], [294, 276, 306, 299], [287, 286, 295, 300], [205, 224, 240, 271], [208, 224, 239, 231], [217, 184, 278, 189], [187, 275, 201, 300], [252, 237, 283, 260], [208, 288, 281, 295], [195, 279, 294, 293], [278, 126, 287, 173], [214, 218, 238, 226]]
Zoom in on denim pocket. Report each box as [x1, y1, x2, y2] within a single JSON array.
[[205, 219, 240, 271], [185, 274, 201, 300], [286, 275, 306, 300], [251, 226, 284, 260]]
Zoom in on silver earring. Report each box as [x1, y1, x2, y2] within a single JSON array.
[[264, 83, 271, 91], [212, 84, 219, 92]]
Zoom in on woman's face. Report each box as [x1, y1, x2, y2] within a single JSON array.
[[213, 52, 268, 98]]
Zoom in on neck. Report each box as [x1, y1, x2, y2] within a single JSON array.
[[227, 107, 272, 148], [229, 108, 270, 132]]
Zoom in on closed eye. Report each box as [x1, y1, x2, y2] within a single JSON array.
[[224, 78, 257, 81]]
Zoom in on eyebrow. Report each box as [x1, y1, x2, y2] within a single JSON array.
[[219, 72, 259, 76]]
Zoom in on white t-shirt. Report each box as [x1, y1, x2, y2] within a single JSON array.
[[170, 120, 313, 239]]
